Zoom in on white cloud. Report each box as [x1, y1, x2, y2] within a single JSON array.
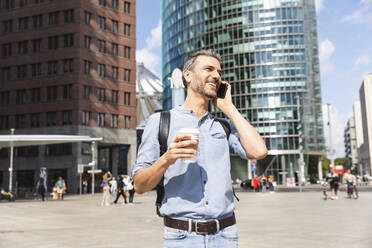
[[136, 20, 162, 76], [315, 0, 324, 12], [342, 0, 372, 24], [352, 55, 371, 72], [319, 39, 336, 76]]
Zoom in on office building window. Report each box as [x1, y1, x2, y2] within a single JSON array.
[[33, 15, 43, 28], [111, 66, 118, 80], [48, 11, 59, 25], [97, 113, 105, 127], [98, 39, 106, 53], [17, 65, 27, 79], [62, 110, 72, 125], [1, 67, 11, 81], [124, 115, 131, 129], [64, 9, 74, 23], [30, 113, 40, 127], [0, 116, 9, 129], [124, 46, 130, 59], [15, 115, 26, 129], [18, 40, 28, 55], [124, 23, 130, 36], [63, 84, 73, 99], [46, 112, 57, 126], [16, 90, 27, 104], [111, 43, 118, 56], [31, 63, 42, 77], [84, 11, 92, 25], [124, 1, 130, 14], [32, 39, 42, 53], [47, 61, 58, 75], [63, 34, 74, 48], [0, 91, 10, 105], [5, 0, 15, 9], [98, 64, 106, 78], [34, 0, 44, 4], [45, 143, 72, 156], [82, 111, 91, 125], [111, 20, 118, 33], [63, 59, 74, 73], [124, 92, 130, 105], [31, 88, 41, 103], [18, 17, 28, 31], [48, 36, 59, 50], [97, 88, 106, 102], [98, 16, 106, 30], [112, 0, 118, 9], [124, 68, 131, 81], [2, 43, 12, 57], [46, 86, 57, 101], [84, 60, 92, 75], [3, 20, 13, 33], [19, 0, 29, 7], [83, 85, 91, 99], [84, 36, 91, 49], [111, 114, 118, 128], [99, 0, 106, 6], [111, 90, 118, 104]]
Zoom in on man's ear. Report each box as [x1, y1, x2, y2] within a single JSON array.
[[183, 70, 192, 86]]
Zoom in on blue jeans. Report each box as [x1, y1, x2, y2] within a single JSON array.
[[163, 224, 238, 248]]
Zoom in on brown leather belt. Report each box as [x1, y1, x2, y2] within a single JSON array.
[[164, 214, 236, 234]]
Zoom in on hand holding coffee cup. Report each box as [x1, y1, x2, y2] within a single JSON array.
[[178, 128, 199, 163]]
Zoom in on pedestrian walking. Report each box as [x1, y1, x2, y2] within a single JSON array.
[[268, 175, 275, 193], [101, 171, 112, 206], [110, 177, 117, 197], [327, 168, 340, 200], [132, 49, 267, 247], [261, 175, 267, 193], [56, 177, 65, 200], [128, 177, 135, 204], [36, 178, 47, 201], [113, 175, 127, 204], [82, 179, 88, 194]]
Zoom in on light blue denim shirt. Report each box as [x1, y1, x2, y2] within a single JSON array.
[[131, 106, 247, 220]]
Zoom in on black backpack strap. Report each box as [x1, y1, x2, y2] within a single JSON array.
[[156, 111, 170, 217], [216, 117, 231, 139]]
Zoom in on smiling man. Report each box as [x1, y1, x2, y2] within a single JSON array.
[[132, 49, 267, 248]]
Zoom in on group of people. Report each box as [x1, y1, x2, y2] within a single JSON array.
[[251, 175, 275, 192], [101, 171, 135, 206], [35, 176, 66, 201]]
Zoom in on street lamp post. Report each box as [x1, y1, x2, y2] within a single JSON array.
[[327, 103, 335, 168], [296, 96, 304, 191], [8, 129, 15, 193]]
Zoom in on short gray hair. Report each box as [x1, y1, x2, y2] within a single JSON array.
[[182, 49, 221, 88]]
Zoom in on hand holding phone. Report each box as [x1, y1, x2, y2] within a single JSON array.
[[216, 83, 227, 98]]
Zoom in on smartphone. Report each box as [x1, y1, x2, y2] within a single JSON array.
[[216, 83, 227, 98]]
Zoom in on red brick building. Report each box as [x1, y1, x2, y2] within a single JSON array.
[[0, 0, 137, 194]]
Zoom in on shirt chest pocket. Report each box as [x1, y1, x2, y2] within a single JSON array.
[[210, 131, 226, 139], [208, 131, 228, 158]]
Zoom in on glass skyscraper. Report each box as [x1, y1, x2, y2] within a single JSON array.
[[162, 0, 325, 183]]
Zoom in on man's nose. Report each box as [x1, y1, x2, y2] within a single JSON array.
[[211, 70, 220, 81]]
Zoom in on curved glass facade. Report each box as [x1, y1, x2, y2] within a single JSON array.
[[162, 0, 325, 182]]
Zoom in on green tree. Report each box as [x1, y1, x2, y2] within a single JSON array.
[[334, 157, 346, 166], [321, 155, 330, 175]]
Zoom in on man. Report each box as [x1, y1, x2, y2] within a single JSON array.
[[327, 168, 340, 200], [132, 49, 267, 247]]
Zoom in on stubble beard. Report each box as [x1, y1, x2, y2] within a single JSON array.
[[193, 80, 217, 99]]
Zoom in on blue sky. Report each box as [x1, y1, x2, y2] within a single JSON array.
[[136, 0, 372, 158]]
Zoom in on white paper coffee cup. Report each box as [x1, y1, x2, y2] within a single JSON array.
[[178, 128, 199, 163]]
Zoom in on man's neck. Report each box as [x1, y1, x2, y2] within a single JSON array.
[[182, 90, 210, 119]]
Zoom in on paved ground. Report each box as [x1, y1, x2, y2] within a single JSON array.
[[0, 191, 371, 248]]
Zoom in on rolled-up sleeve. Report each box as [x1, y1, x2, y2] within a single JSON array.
[[226, 119, 248, 160], [131, 113, 161, 178]]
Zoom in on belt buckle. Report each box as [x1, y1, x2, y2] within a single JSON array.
[[195, 220, 209, 234]]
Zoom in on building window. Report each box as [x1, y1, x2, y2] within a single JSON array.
[[62, 110, 72, 125], [63, 34, 74, 48], [46, 86, 57, 101], [111, 20, 118, 33], [111, 43, 118, 56], [0, 91, 10, 105], [124, 23, 130, 36], [15, 115, 26, 129], [2, 43, 12, 57], [31, 88, 41, 103], [48, 36, 59, 50], [97, 88, 106, 102], [99, 0, 106, 7], [84, 36, 91, 49], [124, 69, 131, 81], [19, 0, 29, 7], [98, 16, 106, 30], [111, 90, 118, 104], [33, 15, 43, 29], [34, 0, 44, 4], [18, 40, 28, 55], [46, 112, 57, 126], [48, 11, 59, 25], [3, 20, 13, 33], [1, 67, 11, 81], [30, 113, 40, 127], [111, 66, 118, 80], [17, 65, 27, 79], [63, 84, 73, 99], [98, 39, 106, 53], [16, 90, 27, 104], [63, 59, 74, 73], [97, 113, 105, 127], [32, 39, 42, 53], [124, 46, 130, 59], [31, 63, 42, 77], [98, 64, 106, 78], [124, 92, 130, 105], [64, 9, 74, 23], [84, 60, 92, 75], [47, 61, 58, 75], [82, 111, 91, 125], [124, 115, 131, 129], [45, 143, 72, 156], [83, 85, 91, 99], [18, 17, 28, 31], [124, 1, 130, 14], [84, 11, 92, 25], [111, 114, 118, 128], [5, 0, 15, 9], [112, 0, 118, 9], [0, 116, 9, 129]]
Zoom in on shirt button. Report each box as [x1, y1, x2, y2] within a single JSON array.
[[203, 180, 206, 184], [206, 201, 208, 205]]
